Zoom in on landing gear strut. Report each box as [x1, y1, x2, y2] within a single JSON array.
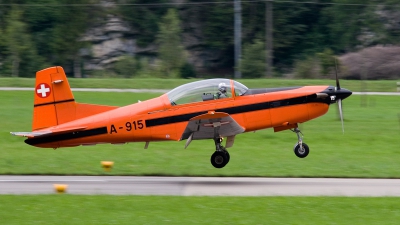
[[210, 137, 230, 168], [292, 127, 309, 158]]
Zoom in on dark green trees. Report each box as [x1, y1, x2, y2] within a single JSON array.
[[0, 0, 399, 78], [0, 0, 100, 77]]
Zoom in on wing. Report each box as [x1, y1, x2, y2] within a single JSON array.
[[11, 126, 86, 138], [180, 111, 244, 148]]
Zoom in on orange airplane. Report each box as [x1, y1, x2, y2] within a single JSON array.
[[11, 66, 352, 168]]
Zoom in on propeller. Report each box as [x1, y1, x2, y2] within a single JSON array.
[[335, 58, 345, 133], [337, 98, 344, 133], [316, 59, 351, 133]]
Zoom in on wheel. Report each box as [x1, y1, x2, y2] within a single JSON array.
[[210, 151, 229, 168], [225, 151, 230, 163], [294, 143, 309, 158]]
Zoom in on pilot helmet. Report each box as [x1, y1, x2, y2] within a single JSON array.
[[218, 82, 227, 93]]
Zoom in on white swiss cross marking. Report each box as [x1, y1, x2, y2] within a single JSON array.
[[36, 83, 51, 98]]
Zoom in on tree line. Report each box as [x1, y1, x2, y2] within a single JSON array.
[[0, 0, 399, 78]]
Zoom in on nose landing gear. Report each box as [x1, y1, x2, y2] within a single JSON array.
[[292, 127, 309, 158]]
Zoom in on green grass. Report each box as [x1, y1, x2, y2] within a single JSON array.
[[1, 91, 399, 177], [1, 195, 400, 224], [0, 77, 399, 92]]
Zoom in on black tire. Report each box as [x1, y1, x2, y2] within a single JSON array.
[[211, 151, 229, 168], [225, 151, 230, 164], [294, 143, 309, 158]]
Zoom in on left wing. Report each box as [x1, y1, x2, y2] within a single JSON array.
[[180, 111, 245, 148]]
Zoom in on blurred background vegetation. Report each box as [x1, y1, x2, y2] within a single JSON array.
[[0, 0, 400, 80]]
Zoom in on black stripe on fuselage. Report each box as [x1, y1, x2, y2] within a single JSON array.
[[25, 127, 108, 145], [25, 91, 328, 145], [145, 94, 329, 128], [34, 99, 75, 107]]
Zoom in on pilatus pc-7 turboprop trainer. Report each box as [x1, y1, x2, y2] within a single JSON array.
[[11, 66, 352, 168]]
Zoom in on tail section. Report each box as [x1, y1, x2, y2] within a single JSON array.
[[32, 66, 117, 131], [33, 67, 74, 130]]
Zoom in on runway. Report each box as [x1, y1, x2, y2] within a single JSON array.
[[1, 176, 400, 196]]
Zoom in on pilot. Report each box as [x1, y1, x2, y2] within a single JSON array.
[[215, 82, 228, 99]]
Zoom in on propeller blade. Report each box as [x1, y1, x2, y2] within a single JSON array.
[[335, 58, 341, 90], [338, 99, 344, 134]]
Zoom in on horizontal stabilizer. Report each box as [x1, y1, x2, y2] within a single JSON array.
[[11, 126, 87, 138], [10, 131, 52, 138]]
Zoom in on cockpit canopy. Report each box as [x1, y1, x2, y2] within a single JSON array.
[[167, 79, 248, 105]]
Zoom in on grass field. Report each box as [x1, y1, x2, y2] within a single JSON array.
[[1, 90, 399, 177], [0, 77, 399, 92], [1, 195, 400, 224], [0, 84, 399, 224]]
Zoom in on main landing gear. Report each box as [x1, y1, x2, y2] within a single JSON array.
[[292, 127, 309, 158], [210, 137, 230, 168], [209, 127, 309, 168]]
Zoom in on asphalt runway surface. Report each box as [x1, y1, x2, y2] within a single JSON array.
[[1, 176, 400, 196]]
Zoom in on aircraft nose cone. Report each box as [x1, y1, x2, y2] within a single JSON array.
[[337, 88, 352, 100]]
